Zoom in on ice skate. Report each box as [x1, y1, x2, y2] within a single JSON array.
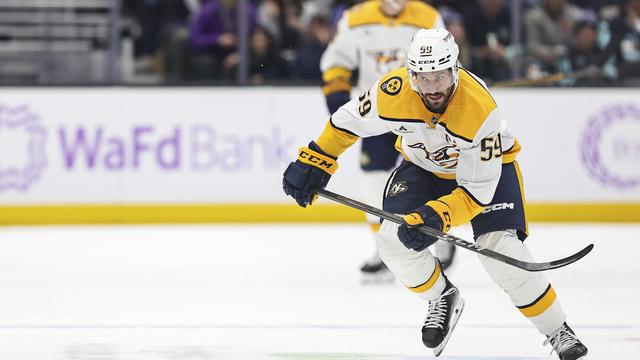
[[543, 322, 588, 360], [360, 253, 395, 284], [421, 278, 464, 356], [433, 241, 456, 270]]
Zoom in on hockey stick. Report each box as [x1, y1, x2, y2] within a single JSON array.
[[316, 189, 593, 272]]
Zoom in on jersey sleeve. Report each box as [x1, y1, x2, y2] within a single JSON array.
[[320, 16, 357, 93], [316, 82, 392, 157], [429, 109, 503, 227]]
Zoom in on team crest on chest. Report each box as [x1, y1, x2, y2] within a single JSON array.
[[368, 48, 405, 75], [381, 76, 403, 95], [408, 143, 460, 169]]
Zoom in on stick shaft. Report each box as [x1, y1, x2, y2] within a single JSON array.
[[316, 189, 593, 272]]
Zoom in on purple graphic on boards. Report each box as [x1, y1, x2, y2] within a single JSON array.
[[580, 103, 640, 190], [57, 124, 294, 172], [0, 105, 47, 192]]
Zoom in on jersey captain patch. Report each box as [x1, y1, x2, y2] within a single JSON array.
[[381, 76, 403, 95]]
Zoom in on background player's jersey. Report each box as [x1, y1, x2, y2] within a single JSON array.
[[320, 0, 443, 94], [315, 67, 521, 226]]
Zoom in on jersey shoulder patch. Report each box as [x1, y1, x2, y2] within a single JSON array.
[[376, 67, 430, 123], [346, 1, 386, 28], [396, 1, 440, 28], [380, 76, 403, 95], [441, 68, 497, 143]]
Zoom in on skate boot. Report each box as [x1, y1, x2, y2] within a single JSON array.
[[543, 322, 588, 360], [421, 277, 465, 356], [434, 241, 457, 270], [360, 254, 394, 284]]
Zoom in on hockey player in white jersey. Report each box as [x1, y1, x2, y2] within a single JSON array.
[[284, 28, 588, 359], [320, 0, 456, 281]]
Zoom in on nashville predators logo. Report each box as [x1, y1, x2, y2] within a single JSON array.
[[408, 143, 460, 169], [387, 181, 408, 197], [381, 76, 403, 96], [368, 48, 405, 74]]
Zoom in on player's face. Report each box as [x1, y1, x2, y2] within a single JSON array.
[[412, 69, 455, 113], [381, 0, 408, 16]]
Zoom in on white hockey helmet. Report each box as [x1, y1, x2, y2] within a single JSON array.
[[406, 28, 460, 97]]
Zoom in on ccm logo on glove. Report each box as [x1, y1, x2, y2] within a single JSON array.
[[298, 148, 338, 174]]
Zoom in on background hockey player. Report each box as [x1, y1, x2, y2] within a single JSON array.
[[320, 0, 456, 281], [283, 28, 588, 359]]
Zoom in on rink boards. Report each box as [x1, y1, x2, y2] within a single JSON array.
[[0, 87, 639, 224]]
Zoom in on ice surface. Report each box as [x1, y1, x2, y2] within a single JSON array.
[[0, 223, 637, 359]]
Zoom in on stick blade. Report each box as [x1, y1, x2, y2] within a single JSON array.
[[525, 244, 594, 272]]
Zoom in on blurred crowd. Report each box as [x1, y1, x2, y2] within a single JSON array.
[[122, 0, 640, 86]]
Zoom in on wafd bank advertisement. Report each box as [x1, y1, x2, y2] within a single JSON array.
[[0, 87, 639, 223], [0, 88, 361, 205]]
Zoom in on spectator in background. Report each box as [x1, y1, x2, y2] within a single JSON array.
[[441, 9, 472, 69], [257, 0, 304, 50], [222, 25, 290, 83], [295, 14, 333, 80], [568, 0, 607, 11], [464, 0, 512, 83], [430, 0, 467, 13], [189, 0, 257, 79], [124, 0, 194, 80], [163, 0, 203, 82], [257, 0, 305, 70], [133, 0, 191, 58], [600, 0, 640, 85], [525, 0, 583, 74], [558, 14, 609, 85], [257, 0, 283, 40]]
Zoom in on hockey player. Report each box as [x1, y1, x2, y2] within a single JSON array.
[[320, 0, 456, 281], [283, 28, 588, 359]]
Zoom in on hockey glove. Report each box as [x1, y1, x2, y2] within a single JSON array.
[[397, 203, 452, 252], [325, 91, 350, 114], [283, 141, 338, 207]]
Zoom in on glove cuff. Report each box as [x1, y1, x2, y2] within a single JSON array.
[[426, 200, 452, 232], [298, 143, 338, 175]]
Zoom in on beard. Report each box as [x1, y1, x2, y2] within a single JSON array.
[[421, 85, 455, 114]]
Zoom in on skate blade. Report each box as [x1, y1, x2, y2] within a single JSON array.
[[432, 297, 465, 357], [360, 271, 395, 284]]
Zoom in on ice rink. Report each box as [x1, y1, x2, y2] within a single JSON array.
[[0, 223, 638, 359]]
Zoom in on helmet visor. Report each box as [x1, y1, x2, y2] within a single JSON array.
[[410, 68, 455, 95]]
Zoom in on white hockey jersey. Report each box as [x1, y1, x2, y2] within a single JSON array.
[[320, 0, 444, 95], [314, 67, 521, 226]]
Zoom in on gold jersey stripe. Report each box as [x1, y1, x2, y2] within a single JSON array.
[[316, 121, 360, 157], [369, 223, 381, 232], [322, 80, 352, 96], [322, 67, 353, 83], [517, 285, 557, 318], [502, 139, 521, 164], [394, 135, 411, 161], [408, 262, 441, 293]]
